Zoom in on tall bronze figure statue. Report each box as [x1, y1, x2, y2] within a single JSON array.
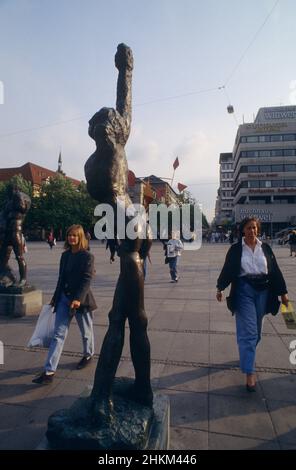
[[85, 43, 153, 423], [0, 183, 31, 288]]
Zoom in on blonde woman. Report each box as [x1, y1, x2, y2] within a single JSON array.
[[32, 225, 97, 385]]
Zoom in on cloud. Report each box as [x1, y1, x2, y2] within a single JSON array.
[[174, 130, 219, 181]]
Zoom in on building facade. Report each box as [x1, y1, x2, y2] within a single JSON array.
[[232, 106, 296, 235], [143, 175, 179, 206], [215, 152, 234, 227]]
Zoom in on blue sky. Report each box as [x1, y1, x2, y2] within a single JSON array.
[[0, 0, 295, 220]]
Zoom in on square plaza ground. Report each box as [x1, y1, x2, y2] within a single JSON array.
[[0, 241, 295, 450]]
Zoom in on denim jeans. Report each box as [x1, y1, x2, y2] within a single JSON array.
[[45, 293, 94, 373], [235, 278, 268, 374], [168, 256, 178, 280]]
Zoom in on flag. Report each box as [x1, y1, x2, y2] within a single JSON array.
[[173, 157, 179, 170], [178, 183, 187, 192]]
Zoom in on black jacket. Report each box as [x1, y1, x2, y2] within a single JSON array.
[[52, 250, 97, 312], [216, 241, 287, 315]]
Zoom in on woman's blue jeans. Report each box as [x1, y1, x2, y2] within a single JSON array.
[[168, 256, 178, 280], [235, 278, 268, 374], [45, 293, 94, 373]]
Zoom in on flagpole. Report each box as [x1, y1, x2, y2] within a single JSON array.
[[171, 168, 175, 187]]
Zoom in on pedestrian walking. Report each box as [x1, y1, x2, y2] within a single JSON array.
[[85, 230, 91, 251], [216, 217, 289, 391], [47, 232, 56, 250], [32, 224, 97, 385], [286, 230, 296, 257], [165, 233, 184, 282], [142, 251, 151, 280]]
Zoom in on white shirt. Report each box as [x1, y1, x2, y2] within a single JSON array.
[[166, 239, 184, 258], [240, 237, 268, 276]]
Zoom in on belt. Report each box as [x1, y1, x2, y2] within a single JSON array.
[[244, 274, 267, 280]]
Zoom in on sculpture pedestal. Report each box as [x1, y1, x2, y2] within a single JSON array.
[[0, 286, 42, 317], [43, 378, 170, 450]]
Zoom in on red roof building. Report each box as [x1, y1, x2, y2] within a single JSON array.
[[0, 161, 81, 195]]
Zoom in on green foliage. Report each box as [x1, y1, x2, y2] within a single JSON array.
[[28, 175, 97, 238], [177, 189, 209, 229], [0, 173, 97, 239], [0, 174, 33, 208]]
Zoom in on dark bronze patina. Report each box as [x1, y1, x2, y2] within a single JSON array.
[[85, 44, 153, 423], [0, 184, 31, 288]]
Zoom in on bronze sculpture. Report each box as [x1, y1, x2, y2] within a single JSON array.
[[85, 43, 153, 423], [0, 183, 31, 288]]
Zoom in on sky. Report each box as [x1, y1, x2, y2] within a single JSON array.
[[0, 0, 295, 221]]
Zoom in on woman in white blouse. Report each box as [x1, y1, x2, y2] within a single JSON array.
[[216, 217, 289, 392]]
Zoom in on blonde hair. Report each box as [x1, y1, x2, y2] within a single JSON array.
[[64, 225, 89, 251]]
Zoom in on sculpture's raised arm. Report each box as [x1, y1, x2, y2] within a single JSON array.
[[115, 43, 133, 142]]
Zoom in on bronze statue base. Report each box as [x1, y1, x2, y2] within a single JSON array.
[[0, 285, 42, 317], [45, 378, 170, 450]]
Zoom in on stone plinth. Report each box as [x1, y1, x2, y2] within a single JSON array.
[[0, 286, 43, 317], [42, 378, 170, 450]]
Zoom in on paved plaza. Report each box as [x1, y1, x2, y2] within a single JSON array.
[[0, 241, 296, 450]]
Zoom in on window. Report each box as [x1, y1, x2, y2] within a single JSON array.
[[248, 180, 259, 188], [248, 165, 259, 172], [259, 150, 270, 157], [283, 149, 295, 156], [283, 134, 295, 141], [285, 164, 296, 171], [260, 180, 271, 188], [272, 164, 283, 172], [260, 165, 271, 172], [241, 137, 247, 143], [271, 150, 283, 157], [246, 136, 259, 143], [285, 180, 296, 187], [271, 180, 284, 187], [270, 135, 283, 142], [259, 135, 270, 142], [247, 151, 259, 157], [274, 197, 289, 204]]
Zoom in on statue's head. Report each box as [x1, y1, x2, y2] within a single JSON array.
[[88, 107, 127, 146]]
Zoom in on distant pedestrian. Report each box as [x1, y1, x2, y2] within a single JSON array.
[[216, 217, 289, 392], [85, 230, 91, 251], [32, 224, 97, 385], [165, 233, 184, 282], [106, 238, 120, 263], [142, 251, 151, 280], [286, 230, 296, 257], [47, 232, 56, 250]]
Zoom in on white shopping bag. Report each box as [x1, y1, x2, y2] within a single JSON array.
[[27, 304, 56, 348]]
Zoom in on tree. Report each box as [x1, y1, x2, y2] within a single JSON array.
[[29, 175, 97, 239], [177, 189, 209, 230]]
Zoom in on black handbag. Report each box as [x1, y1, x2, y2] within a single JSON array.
[[244, 275, 269, 291]]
